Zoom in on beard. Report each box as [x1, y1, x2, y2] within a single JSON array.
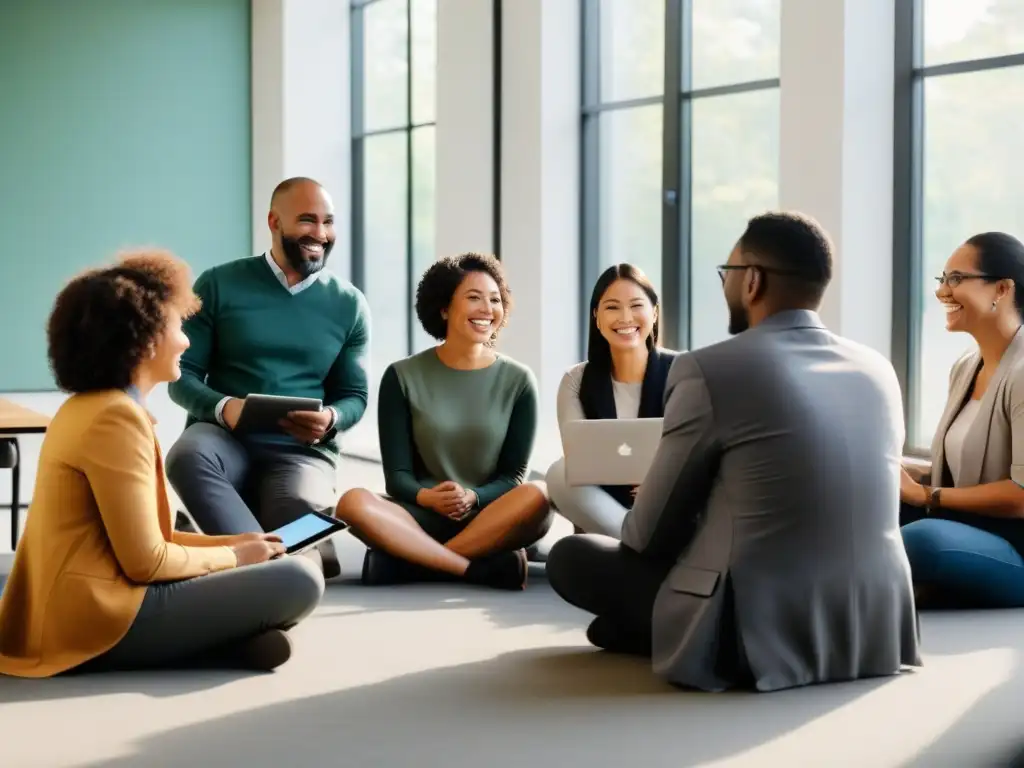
[[727, 301, 750, 336], [280, 233, 334, 277]]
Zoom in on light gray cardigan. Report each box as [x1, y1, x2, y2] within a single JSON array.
[[930, 327, 1024, 488]]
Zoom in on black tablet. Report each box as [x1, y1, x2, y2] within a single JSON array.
[[234, 394, 324, 434], [271, 510, 347, 555]]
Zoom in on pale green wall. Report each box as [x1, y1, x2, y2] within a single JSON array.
[[0, 0, 252, 391]]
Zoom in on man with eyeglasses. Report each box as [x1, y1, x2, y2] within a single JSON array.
[[547, 211, 921, 693]]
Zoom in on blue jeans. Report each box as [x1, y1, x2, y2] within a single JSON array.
[[901, 517, 1024, 608]]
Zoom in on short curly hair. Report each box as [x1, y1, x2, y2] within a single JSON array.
[[47, 249, 201, 393], [414, 252, 512, 343]]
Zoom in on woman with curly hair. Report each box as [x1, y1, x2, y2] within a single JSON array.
[[335, 253, 552, 590], [0, 250, 324, 677]]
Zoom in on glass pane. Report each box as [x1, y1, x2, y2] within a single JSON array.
[[363, 132, 410, 384], [598, 0, 665, 102], [362, 0, 409, 132], [411, 0, 436, 124], [913, 66, 1024, 446], [689, 89, 780, 351], [598, 104, 663, 290], [411, 125, 436, 353], [691, 0, 780, 90], [923, 0, 1024, 67]]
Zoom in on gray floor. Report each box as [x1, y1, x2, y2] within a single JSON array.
[[2, 459, 1024, 767]]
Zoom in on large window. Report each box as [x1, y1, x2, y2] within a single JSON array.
[[351, 0, 437, 390], [894, 0, 1024, 448], [581, 0, 780, 352]]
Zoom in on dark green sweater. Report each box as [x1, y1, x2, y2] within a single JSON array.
[[168, 256, 370, 459], [379, 349, 537, 509]]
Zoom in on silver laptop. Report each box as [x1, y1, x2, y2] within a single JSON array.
[[562, 418, 663, 486]]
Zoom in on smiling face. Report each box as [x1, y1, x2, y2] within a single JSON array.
[[936, 243, 1013, 334], [443, 270, 505, 346], [269, 182, 336, 278], [139, 307, 190, 385], [594, 278, 657, 352]]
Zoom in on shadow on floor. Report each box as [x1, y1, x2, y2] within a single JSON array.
[[903, 610, 1024, 767], [84, 646, 892, 768]]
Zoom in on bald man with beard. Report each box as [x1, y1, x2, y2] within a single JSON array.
[[166, 177, 371, 579]]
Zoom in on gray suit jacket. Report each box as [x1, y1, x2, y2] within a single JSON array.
[[930, 327, 1024, 488], [622, 310, 921, 692]]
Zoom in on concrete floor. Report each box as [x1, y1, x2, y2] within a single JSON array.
[[2, 458, 1024, 767]]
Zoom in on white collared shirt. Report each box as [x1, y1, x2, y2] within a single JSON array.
[[264, 251, 321, 294]]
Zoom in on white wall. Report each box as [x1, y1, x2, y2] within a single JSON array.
[[3, 0, 902, 544]]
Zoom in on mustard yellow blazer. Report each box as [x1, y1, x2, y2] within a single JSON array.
[[0, 390, 238, 677]]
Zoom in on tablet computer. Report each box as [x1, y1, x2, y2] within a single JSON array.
[[234, 394, 324, 434], [270, 510, 347, 555]]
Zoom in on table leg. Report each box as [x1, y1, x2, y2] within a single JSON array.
[[10, 438, 19, 551]]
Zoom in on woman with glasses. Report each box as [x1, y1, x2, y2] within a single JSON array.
[[900, 231, 1024, 608], [545, 264, 679, 537]]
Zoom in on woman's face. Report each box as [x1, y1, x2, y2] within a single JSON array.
[[147, 308, 191, 383], [936, 243, 1011, 334], [444, 270, 505, 345], [594, 278, 657, 353]]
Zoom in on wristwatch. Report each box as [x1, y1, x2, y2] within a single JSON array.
[[924, 485, 941, 512]]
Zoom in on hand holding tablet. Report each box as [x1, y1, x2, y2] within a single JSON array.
[[233, 394, 324, 435]]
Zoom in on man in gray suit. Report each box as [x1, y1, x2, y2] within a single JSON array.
[[547, 211, 921, 692]]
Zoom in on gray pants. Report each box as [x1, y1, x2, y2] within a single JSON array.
[[83, 556, 324, 671], [546, 457, 629, 538], [166, 423, 338, 534]]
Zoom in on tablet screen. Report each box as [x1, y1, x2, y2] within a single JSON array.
[[272, 513, 336, 550]]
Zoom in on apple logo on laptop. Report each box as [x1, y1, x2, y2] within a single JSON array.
[[617, 443, 633, 457]]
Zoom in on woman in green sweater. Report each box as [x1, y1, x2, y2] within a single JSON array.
[[335, 253, 552, 590]]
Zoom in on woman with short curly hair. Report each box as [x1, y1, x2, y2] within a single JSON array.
[[0, 250, 324, 678], [335, 253, 552, 589]]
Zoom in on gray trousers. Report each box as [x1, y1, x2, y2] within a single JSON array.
[[83, 556, 324, 671], [546, 458, 629, 538], [166, 423, 338, 535]]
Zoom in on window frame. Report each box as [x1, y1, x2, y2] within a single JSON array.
[[579, 0, 780, 355], [890, 0, 1024, 451], [350, 0, 438, 356]]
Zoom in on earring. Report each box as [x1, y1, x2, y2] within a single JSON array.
[[992, 300, 999, 312]]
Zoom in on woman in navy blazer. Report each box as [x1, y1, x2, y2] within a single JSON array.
[[546, 264, 679, 536]]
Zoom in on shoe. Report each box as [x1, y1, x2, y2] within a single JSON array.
[[465, 549, 528, 591], [318, 538, 342, 580], [362, 548, 417, 585], [361, 549, 455, 585], [586, 617, 650, 655], [234, 629, 292, 671]]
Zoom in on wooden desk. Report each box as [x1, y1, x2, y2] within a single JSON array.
[[0, 398, 50, 550]]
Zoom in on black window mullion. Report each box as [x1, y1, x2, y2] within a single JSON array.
[[661, 0, 690, 350]]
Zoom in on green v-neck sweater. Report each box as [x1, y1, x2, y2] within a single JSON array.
[[168, 256, 370, 459], [378, 348, 538, 508]]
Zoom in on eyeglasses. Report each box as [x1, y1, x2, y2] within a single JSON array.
[[715, 264, 805, 285], [934, 272, 998, 288]]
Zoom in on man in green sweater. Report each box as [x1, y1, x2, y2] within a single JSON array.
[[166, 177, 370, 578]]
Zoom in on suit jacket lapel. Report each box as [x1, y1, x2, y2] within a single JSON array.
[[955, 328, 1024, 487]]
